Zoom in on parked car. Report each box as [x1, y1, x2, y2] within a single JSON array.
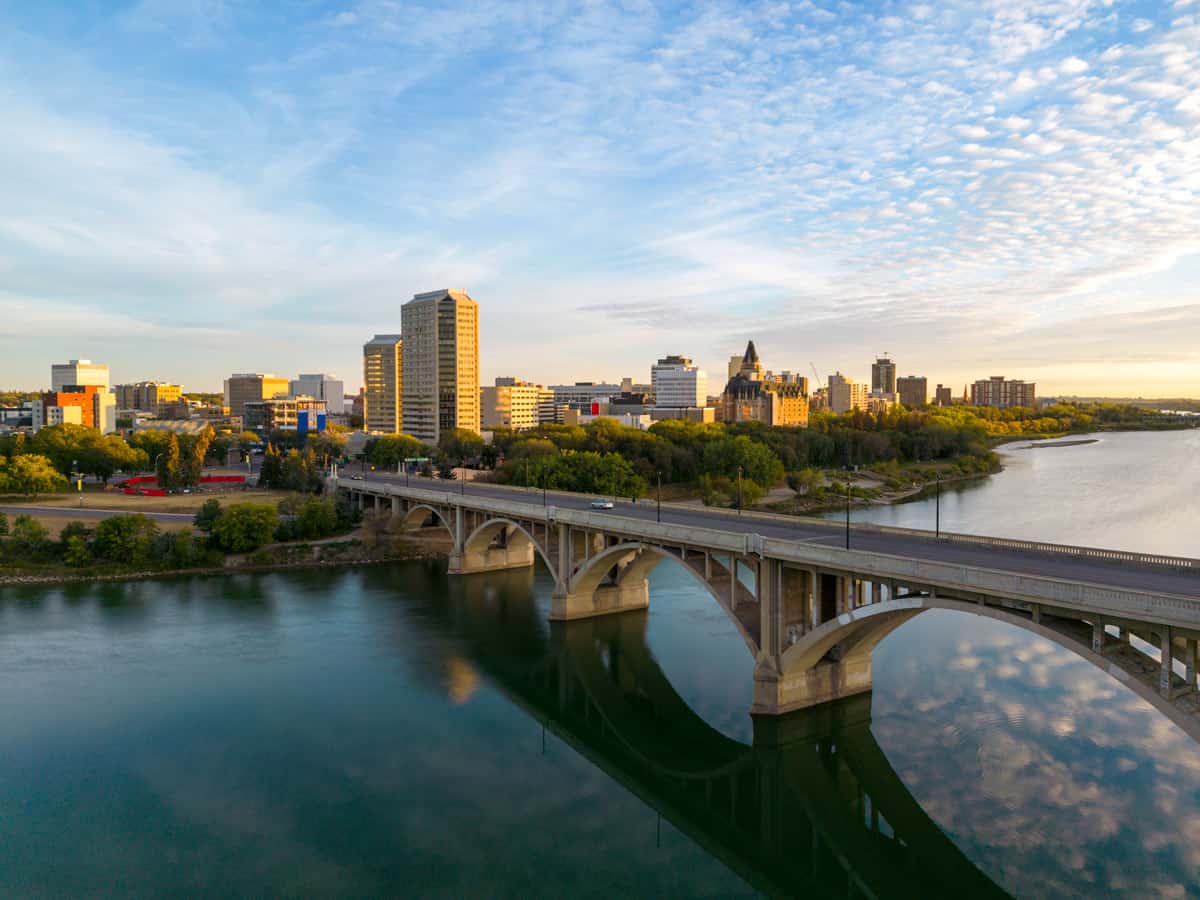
[[590, 499, 614, 510]]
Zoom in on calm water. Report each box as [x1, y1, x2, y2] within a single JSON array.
[[2, 430, 1200, 897], [836, 429, 1200, 556]]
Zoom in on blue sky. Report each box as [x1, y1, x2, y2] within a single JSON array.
[[1, 0, 1198, 395]]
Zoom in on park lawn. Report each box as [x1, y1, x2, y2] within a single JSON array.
[[4, 512, 196, 538]]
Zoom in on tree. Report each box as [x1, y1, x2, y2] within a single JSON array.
[[8, 515, 51, 556], [0, 454, 69, 496], [367, 434, 428, 469], [700, 436, 784, 488], [94, 514, 160, 565], [438, 428, 484, 465], [181, 425, 215, 486], [193, 499, 223, 534], [211, 503, 280, 553], [62, 535, 92, 567], [157, 433, 181, 490], [258, 443, 284, 489], [0, 511, 7, 535]]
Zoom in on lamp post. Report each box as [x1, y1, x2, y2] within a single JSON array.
[[935, 473, 942, 538], [845, 481, 851, 550], [460, 458, 466, 495], [736, 465, 743, 515], [656, 470, 662, 523], [542, 471, 548, 507]]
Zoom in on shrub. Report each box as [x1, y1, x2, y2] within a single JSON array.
[[62, 535, 92, 567], [8, 515, 52, 556], [193, 499, 222, 534], [94, 514, 160, 566], [211, 503, 280, 553], [0, 511, 7, 535]]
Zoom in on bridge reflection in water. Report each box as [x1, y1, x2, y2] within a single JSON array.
[[410, 565, 1012, 900]]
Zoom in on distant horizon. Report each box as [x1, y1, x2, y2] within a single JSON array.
[[1, 3, 1197, 396]]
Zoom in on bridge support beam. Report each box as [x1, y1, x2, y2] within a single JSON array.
[[752, 657, 874, 717]]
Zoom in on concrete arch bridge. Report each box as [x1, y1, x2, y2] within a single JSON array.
[[338, 477, 1200, 730]]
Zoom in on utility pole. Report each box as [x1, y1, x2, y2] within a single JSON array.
[[935, 473, 942, 538], [737, 466, 743, 515], [845, 482, 851, 550], [656, 471, 662, 523]]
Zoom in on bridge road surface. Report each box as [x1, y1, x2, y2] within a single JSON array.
[[354, 472, 1200, 600]]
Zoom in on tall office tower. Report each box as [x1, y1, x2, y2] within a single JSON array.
[[896, 375, 928, 408], [871, 356, 896, 394], [401, 289, 480, 444], [51, 359, 109, 392], [651, 355, 709, 408], [362, 336, 403, 433], [290, 373, 347, 415]]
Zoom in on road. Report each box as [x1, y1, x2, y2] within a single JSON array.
[[350, 472, 1200, 600], [0, 505, 195, 524]]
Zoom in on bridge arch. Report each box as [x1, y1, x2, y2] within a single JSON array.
[[400, 503, 455, 538], [462, 517, 558, 582], [778, 596, 1200, 742], [562, 542, 760, 656]]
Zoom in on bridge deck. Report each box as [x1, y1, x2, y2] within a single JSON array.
[[356, 474, 1200, 601]]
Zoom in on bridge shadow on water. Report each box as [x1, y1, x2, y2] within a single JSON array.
[[364, 563, 1012, 900]]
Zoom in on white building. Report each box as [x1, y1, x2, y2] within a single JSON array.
[[651, 355, 708, 409], [32, 401, 84, 430], [290, 373, 346, 415], [51, 359, 109, 392]]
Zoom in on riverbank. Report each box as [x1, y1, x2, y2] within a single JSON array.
[[0, 531, 451, 588]]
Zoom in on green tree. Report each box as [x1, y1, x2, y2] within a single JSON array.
[[700, 436, 784, 488], [157, 433, 181, 490], [438, 428, 484, 465], [367, 434, 428, 469], [258, 443, 284, 489], [62, 535, 92, 567], [181, 425, 215, 486], [8, 515, 51, 556], [193, 499, 223, 534], [0, 454, 69, 496], [0, 511, 7, 535], [94, 514, 161, 565], [211, 503, 280, 553]]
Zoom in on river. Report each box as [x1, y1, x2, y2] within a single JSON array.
[[1, 430, 1198, 896]]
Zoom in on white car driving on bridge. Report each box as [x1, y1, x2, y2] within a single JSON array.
[[590, 499, 615, 510]]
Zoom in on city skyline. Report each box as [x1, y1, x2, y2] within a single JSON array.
[[1, 2, 1198, 395]]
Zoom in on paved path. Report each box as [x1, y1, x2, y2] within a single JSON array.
[[0, 505, 195, 523], [353, 473, 1200, 599]]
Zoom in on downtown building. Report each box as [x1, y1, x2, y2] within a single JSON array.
[[871, 356, 896, 395], [934, 384, 954, 407], [223, 373, 290, 419], [363, 335, 403, 433], [896, 376, 928, 408], [651, 355, 708, 409], [971, 376, 1036, 409], [114, 381, 183, 416], [718, 341, 808, 427], [51, 359, 109, 392], [827, 372, 869, 414], [401, 289, 480, 444], [481, 378, 555, 431], [38, 358, 115, 433], [290, 374, 346, 416]]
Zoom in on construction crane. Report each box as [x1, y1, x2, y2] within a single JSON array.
[[809, 361, 824, 387]]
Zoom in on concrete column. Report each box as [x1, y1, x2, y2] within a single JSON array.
[[1092, 619, 1104, 653], [811, 570, 823, 628], [730, 558, 738, 608], [871, 581, 882, 605], [759, 558, 782, 658], [1160, 627, 1175, 696], [1187, 639, 1198, 692], [1032, 604, 1041, 624], [557, 525, 571, 590], [391, 496, 400, 516], [704, 552, 712, 582], [454, 505, 464, 553]]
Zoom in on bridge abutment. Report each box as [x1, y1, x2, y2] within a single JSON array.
[[550, 579, 650, 621]]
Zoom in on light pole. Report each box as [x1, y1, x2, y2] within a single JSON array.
[[460, 458, 466, 495], [736, 465, 743, 515], [656, 470, 662, 523], [845, 481, 851, 550], [542, 471, 547, 507], [935, 473, 942, 538]]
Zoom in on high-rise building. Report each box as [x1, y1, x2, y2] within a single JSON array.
[[481, 378, 554, 431], [828, 372, 869, 414], [896, 376, 928, 408], [971, 376, 1036, 409], [362, 335, 403, 434], [651, 355, 708, 409], [718, 341, 808, 427], [934, 384, 953, 407], [115, 382, 183, 415], [871, 357, 896, 395], [401, 289, 480, 444], [51, 359, 109, 392], [290, 374, 346, 415], [223, 374, 290, 418]]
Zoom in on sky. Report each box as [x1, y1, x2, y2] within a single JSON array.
[[1, 0, 1198, 397]]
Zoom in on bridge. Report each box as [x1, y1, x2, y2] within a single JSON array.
[[333, 474, 1200, 728], [372, 563, 1013, 898]]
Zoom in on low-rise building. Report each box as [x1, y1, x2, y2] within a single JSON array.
[[114, 382, 183, 415], [934, 384, 954, 406], [33, 385, 115, 433], [971, 376, 1036, 409], [718, 341, 809, 427], [550, 382, 622, 412], [224, 373, 290, 418], [243, 397, 327, 433]]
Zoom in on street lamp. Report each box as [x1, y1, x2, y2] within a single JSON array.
[[736, 465, 743, 515], [845, 481, 851, 550], [656, 470, 662, 523], [935, 473, 942, 538], [542, 471, 548, 507], [460, 458, 466, 495]]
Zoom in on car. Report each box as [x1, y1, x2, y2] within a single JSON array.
[[590, 499, 614, 510], [351, 474, 365, 481]]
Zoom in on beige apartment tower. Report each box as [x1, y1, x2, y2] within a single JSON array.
[[401, 289, 480, 444], [363, 335, 403, 433]]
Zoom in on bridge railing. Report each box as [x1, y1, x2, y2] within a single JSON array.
[[334, 477, 1200, 572]]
